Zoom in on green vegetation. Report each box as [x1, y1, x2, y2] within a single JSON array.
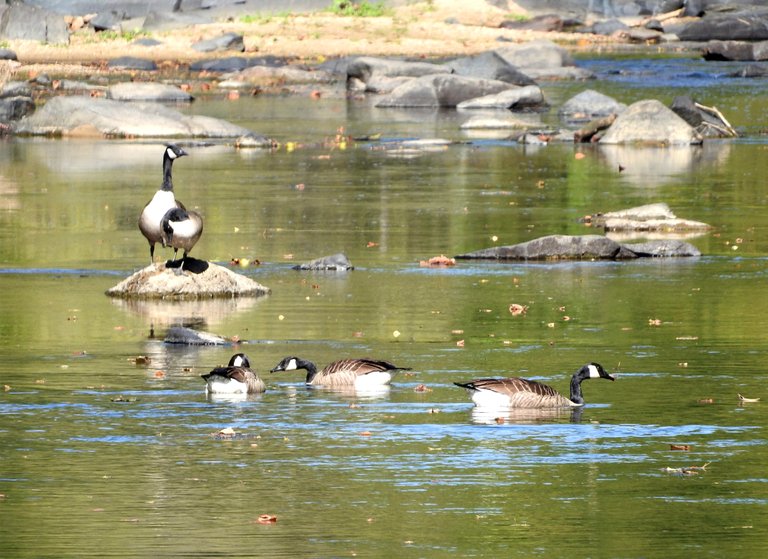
[[94, 29, 148, 42], [327, 0, 390, 17]]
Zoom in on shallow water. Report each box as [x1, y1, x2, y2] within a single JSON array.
[[1, 54, 768, 558]]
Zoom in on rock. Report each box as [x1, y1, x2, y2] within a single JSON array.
[[0, 96, 35, 123], [679, 11, 768, 42], [454, 234, 701, 261], [598, 99, 702, 145], [0, 48, 17, 61], [0, 3, 69, 44], [455, 85, 546, 111], [107, 82, 194, 102], [558, 89, 627, 122], [460, 113, 541, 130], [292, 253, 353, 271], [226, 65, 335, 87], [189, 56, 270, 73], [702, 40, 768, 61], [105, 259, 271, 300], [192, 32, 245, 53], [446, 51, 536, 86], [586, 203, 712, 233], [455, 235, 632, 260], [376, 74, 517, 108], [164, 326, 229, 345], [499, 14, 564, 32], [670, 95, 737, 138], [590, 19, 630, 36], [621, 240, 701, 257], [494, 40, 594, 80], [107, 57, 158, 71], [346, 56, 447, 93], [132, 38, 163, 47], [13, 95, 269, 140]]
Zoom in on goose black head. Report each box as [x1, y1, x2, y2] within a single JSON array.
[[581, 362, 615, 381], [228, 353, 250, 368], [270, 357, 300, 373], [165, 144, 188, 160]]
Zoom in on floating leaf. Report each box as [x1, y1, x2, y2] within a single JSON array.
[[669, 444, 691, 451], [419, 254, 456, 267], [738, 394, 760, 403], [508, 304, 527, 316], [256, 514, 277, 524]]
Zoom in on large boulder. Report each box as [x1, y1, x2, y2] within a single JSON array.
[[192, 32, 245, 53], [598, 99, 702, 145], [702, 40, 768, 61], [106, 259, 271, 300], [0, 3, 69, 44], [346, 57, 447, 92], [494, 40, 594, 80], [678, 10, 768, 42], [292, 253, 354, 271], [559, 89, 627, 122], [376, 75, 519, 108], [446, 51, 536, 86], [13, 95, 271, 142], [454, 234, 700, 261], [456, 85, 546, 111], [107, 82, 194, 102]]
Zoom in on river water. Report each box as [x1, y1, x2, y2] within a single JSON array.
[[1, 54, 767, 558]]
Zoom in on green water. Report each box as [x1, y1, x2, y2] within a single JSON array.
[[1, 55, 768, 557]]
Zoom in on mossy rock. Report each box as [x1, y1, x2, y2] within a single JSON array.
[[106, 258, 270, 300]]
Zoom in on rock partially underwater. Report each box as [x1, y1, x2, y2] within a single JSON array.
[[106, 259, 270, 299]]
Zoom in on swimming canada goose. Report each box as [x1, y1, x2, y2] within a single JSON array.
[[138, 144, 188, 264], [454, 363, 614, 409], [201, 353, 266, 394], [270, 356, 410, 388], [160, 206, 203, 267]]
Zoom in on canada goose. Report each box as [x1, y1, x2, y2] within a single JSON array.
[[138, 144, 188, 264], [201, 353, 266, 394], [160, 206, 203, 267], [270, 356, 410, 388], [454, 363, 614, 409]]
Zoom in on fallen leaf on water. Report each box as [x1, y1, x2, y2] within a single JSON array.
[[366, 241, 378, 248], [662, 462, 710, 475], [456, 339, 465, 347], [134, 356, 151, 366], [414, 384, 432, 393], [427, 408, 440, 414], [509, 304, 527, 316], [738, 394, 760, 403], [669, 444, 691, 451], [648, 318, 662, 326], [153, 370, 165, 378], [3, 384, 11, 392], [698, 398, 714, 404], [419, 254, 456, 267], [359, 431, 372, 437], [256, 514, 277, 524]]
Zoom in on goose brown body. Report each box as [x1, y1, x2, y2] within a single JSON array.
[[454, 363, 614, 409], [201, 353, 265, 394], [270, 356, 410, 387]]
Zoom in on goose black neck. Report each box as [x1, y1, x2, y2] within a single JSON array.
[[161, 151, 176, 191], [568, 373, 586, 405], [296, 358, 318, 384]]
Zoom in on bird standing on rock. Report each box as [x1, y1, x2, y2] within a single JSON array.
[[160, 206, 203, 269], [138, 144, 188, 265]]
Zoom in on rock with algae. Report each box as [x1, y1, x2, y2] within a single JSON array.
[[105, 258, 270, 300]]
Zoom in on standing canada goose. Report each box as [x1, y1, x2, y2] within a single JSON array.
[[454, 363, 615, 409], [270, 356, 410, 388], [160, 206, 203, 267], [201, 353, 266, 394], [138, 144, 188, 264]]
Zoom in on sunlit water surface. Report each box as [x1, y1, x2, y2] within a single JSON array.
[[1, 54, 768, 558]]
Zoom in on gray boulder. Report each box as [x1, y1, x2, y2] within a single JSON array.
[[107, 82, 194, 102], [455, 85, 546, 111], [0, 3, 69, 44], [678, 11, 768, 42], [702, 40, 768, 61], [293, 253, 353, 271], [494, 40, 594, 80], [13, 95, 271, 140], [192, 32, 245, 53], [346, 57, 446, 93], [0, 96, 35, 123], [107, 57, 158, 71], [599, 99, 702, 145], [446, 51, 536, 86], [559, 89, 626, 121], [164, 326, 229, 346], [454, 234, 700, 261], [376, 75, 518, 108]]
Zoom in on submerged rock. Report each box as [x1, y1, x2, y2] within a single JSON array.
[[586, 203, 712, 232], [292, 253, 353, 271], [106, 259, 271, 299], [164, 326, 229, 345]]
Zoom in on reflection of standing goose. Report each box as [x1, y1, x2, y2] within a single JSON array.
[[160, 206, 203, 268], [201, 353, 266, 394], [454, 363, 614, 408], [138, 144, 187, 264], [270, 356, 409, 388]]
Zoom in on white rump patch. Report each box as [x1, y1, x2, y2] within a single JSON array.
[[470, 388, 512, 408], [354, 371, 392, 388], [206, 377, 246, 394]]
